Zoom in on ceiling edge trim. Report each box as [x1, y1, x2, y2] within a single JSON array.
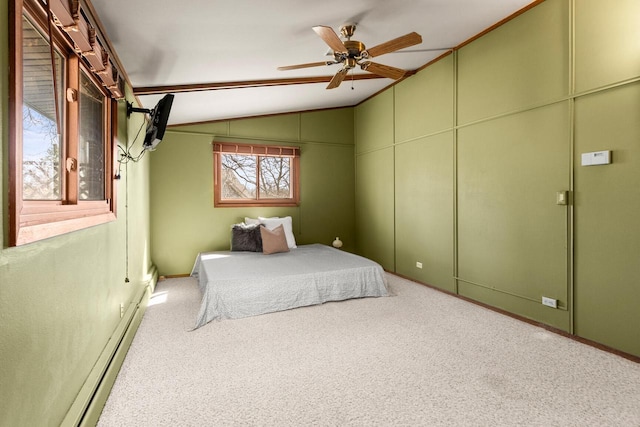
[[133, 74, 388, 95]]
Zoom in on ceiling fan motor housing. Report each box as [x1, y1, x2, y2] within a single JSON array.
[[344, 40, 365, 58]]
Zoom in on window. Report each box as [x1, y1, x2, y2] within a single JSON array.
[[213, 142, 300, 207], [21, 15, 64, 201], [9, 0, 122, 246], [79, 71, 106, 201]]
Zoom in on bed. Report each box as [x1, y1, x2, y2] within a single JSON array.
[[190, 244, 389, 329]]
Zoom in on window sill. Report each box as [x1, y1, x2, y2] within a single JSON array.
[[214, 200, 300, 208], [13, 202, 116, 246]]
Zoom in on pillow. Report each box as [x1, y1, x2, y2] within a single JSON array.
[[260, 225, 289, 255], [244, 216, 277, 225], [230, 223, 262, 252], [259, 216, 297, 249], [244, 217, 261, 225]]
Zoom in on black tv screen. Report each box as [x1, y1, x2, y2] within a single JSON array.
[[143, 94, 174, 151]]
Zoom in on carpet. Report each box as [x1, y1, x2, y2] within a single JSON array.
[[97, 274, 640, 426]]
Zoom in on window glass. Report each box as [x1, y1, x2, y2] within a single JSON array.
[[221, 154, 257, 200], [221, 154, 293, 201], [21, 16, 63, 200], [259, 156, 291, 198], [78, 72, 105, 200]]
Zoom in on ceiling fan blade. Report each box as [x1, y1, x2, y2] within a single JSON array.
[[360, 62, 406, 80], [365, 32, 423, 58], [326, 68, 349, 89], [278, 61, 333, 71], [313, 25, 347, 54]]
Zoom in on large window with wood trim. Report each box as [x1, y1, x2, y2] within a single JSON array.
[[9, 0, 123, 246], [213, 142, 300, 207]]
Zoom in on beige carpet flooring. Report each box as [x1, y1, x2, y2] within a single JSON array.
[[98, 274, 640, 426]]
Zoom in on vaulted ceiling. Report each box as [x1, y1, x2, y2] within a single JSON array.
[[91, 0, 537, 126]]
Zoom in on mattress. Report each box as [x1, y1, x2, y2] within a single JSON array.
[[190, 244, 388, 328]]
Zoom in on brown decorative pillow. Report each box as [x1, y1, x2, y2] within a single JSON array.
[[260, 224, 290, 255]]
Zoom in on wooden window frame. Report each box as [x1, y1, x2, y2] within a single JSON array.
[[213, 142, 300, 208], [8, 0, 118, 246]]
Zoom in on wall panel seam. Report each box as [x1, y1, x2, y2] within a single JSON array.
[[456, 76, 640, 132], [456, 277, 569, 311], [355, 145, 395, 157], [568, 0, 576, 335], [394, 128, 455, 146], [452, 50, 459, 295]]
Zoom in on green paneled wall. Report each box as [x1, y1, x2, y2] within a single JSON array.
[[573, 83, 640, 357], [354, 0, 640, 357], [299, 143, 355, 246], [395, 56, 455, 141], [395, 132, 454, 292], [457, 103, 571, 330], [354, 147, 395, 271], [149, 131, 224, 275], [229, 114, 300, 141], [354, 83, 396, 271], [354, 90, 394, 154], [150, 108, 356, 275], [301, 109, 354, 145], [574, 0, 640, 93], [457, 0, 568, 125], [391, 55, 456, 292]]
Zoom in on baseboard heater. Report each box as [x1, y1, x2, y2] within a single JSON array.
[[60, 271, 156, 426]]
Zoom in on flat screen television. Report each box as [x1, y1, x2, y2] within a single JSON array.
[[142, 94, 174, 151]]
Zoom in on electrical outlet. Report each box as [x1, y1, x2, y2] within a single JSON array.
[[416, 262, 423, 269], [120, 303, 125, 318], [542, 297, 557, 308]]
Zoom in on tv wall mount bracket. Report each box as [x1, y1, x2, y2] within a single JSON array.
[[126, 101, 152, 117]]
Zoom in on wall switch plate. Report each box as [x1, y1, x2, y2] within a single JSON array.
[[416, 262, 423, 269], [556, 191, 568, 205], [581, 150, 611, 166], [542, 297, 557, 308], [120, 303, 125, 318]]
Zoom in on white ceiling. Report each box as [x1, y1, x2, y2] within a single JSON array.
[[91, 0, 536, 126]]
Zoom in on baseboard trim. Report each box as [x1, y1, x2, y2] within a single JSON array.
[[61, 267, 158, 427], [390, 272, 640, 364], [160, 273, 190, 279]]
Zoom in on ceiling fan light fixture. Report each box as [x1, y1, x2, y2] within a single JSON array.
[[279, 24, 422, 89]]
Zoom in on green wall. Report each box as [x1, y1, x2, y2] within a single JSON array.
[[0, 2, 155, 420], [353, 89, 396, 269], [354, 0, 640, 357], [149, 108, 356, 275]]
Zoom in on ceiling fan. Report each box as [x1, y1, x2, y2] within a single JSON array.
[[278, 24, 423, 89]]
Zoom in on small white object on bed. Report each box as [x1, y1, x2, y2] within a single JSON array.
[[190, 244, 389, 329]]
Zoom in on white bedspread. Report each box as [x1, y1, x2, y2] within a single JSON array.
[[190, 244, 388, 328]]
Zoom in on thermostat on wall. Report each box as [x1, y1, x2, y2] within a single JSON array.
[[581, 150, 611, 166]]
